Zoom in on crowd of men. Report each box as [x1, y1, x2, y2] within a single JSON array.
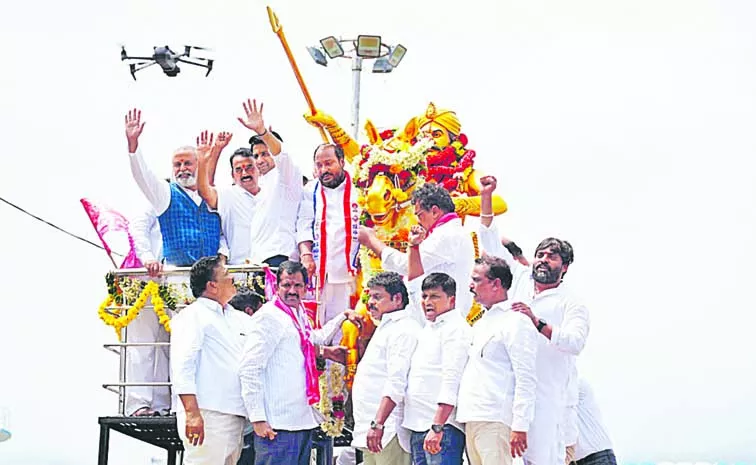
[[119, 100, 617, 465]]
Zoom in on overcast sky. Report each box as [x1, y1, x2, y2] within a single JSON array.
[[1, 0, 755, 463]]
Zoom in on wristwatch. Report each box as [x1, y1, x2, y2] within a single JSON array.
[[431, 424, 444, 434], [536, 318, 547, 333], [370, 420, 384, 430]]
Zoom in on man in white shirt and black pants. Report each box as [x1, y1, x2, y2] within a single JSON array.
[[170, 255, 253, 465], [456, 255, 538, 465], [239, 260, 360, 465], [403, 273, 471, 465]]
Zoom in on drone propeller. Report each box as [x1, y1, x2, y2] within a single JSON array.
[[187, 45, 212, 51]]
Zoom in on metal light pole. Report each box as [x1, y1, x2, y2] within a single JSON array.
[[351, 55, 363, 139], [307, 36, 407, 141]]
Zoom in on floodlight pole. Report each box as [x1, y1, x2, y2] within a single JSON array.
[[351, 55, 363, 140]]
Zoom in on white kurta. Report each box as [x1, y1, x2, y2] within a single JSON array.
[[215, 185, 260, 265], [126, 205, 170, 415], [296, 178, 360, 328], [381, 218, 475, 324], [249, 149, 303, 263], [478, 221, 590, 465]]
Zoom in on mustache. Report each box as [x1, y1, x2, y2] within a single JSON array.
[[241, 175, 254, 181]]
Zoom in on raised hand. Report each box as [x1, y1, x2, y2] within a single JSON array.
[[213, 131, 233, 155], [408, 225, 427, 246], [196, 130, 215, 161], [479, 175, 497, 195], [237, 98, 266, 134], [125, 108, 146, 152]]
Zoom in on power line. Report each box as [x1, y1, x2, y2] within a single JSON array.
[[0, 195, 125, 257]]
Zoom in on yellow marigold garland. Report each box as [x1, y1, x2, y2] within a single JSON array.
[[98, 281, 171, 340], [466, 231, 485, 326]]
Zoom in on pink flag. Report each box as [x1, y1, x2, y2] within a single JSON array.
[[264, 266, 277, 301], [80, 198, 142, 269]]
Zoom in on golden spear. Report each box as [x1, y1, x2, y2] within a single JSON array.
[[267, 6, 330, 143]]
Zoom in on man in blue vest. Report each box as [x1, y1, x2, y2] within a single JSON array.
[[125, 108, 229, 268]]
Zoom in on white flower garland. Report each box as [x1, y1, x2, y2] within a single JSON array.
[[352, 136, 434, 183]]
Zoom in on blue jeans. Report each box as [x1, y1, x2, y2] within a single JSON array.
[[253, 429, 314, 465], [410, 425, 465, 465]]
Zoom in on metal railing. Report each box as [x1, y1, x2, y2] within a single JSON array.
[[101, 264, 269, 415]]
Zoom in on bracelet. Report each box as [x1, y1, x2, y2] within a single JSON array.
[[257, 128, 268, 137], [480, 213, 494, 218], [300, 252, 313, 258]]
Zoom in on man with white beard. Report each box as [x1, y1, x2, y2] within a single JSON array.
[[125, 108, 223, 267]]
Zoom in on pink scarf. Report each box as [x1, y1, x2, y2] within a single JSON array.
[[273, 296, 320, 405], [426, 212, 460, 236]]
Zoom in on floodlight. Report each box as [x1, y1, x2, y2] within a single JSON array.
[[356, 35, 382, 58], [387, 44, 407, 67], [320, 36, 344, 59], [307, 46, 328, 67], [372, 58, 393, 74]]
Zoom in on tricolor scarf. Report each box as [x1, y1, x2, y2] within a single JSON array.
[[426, 212, 460, 236], [273, 296, 320, 405], [311, 172, 361, 290]]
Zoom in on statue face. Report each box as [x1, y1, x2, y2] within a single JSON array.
[[420, 122, 452, 152]]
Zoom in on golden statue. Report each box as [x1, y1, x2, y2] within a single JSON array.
[[304, 104, 508, 387], [304, 103, 508, 222]]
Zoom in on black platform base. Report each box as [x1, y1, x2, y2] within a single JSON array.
[[97, 416, 362, 465]]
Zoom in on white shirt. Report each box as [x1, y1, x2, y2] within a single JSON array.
[[297, 179, 359, 284], [403, 310, 472, 433], [575, 379, 613, 460], [477, 221, 590, 409], [128, 149, 202, 215], [382, 218, 475, 324], [131, 204, 163, 263], [563, 363, 580, 446], [239, 300, 347, 430], [170, 297, 253, 418], [215, 185, 260, 265], [248, 150, 303, 263], [456, 300, 538, 431], [352, 308, 421, 452]]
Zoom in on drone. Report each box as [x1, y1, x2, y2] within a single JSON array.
[[120, 45, 214, 80]]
